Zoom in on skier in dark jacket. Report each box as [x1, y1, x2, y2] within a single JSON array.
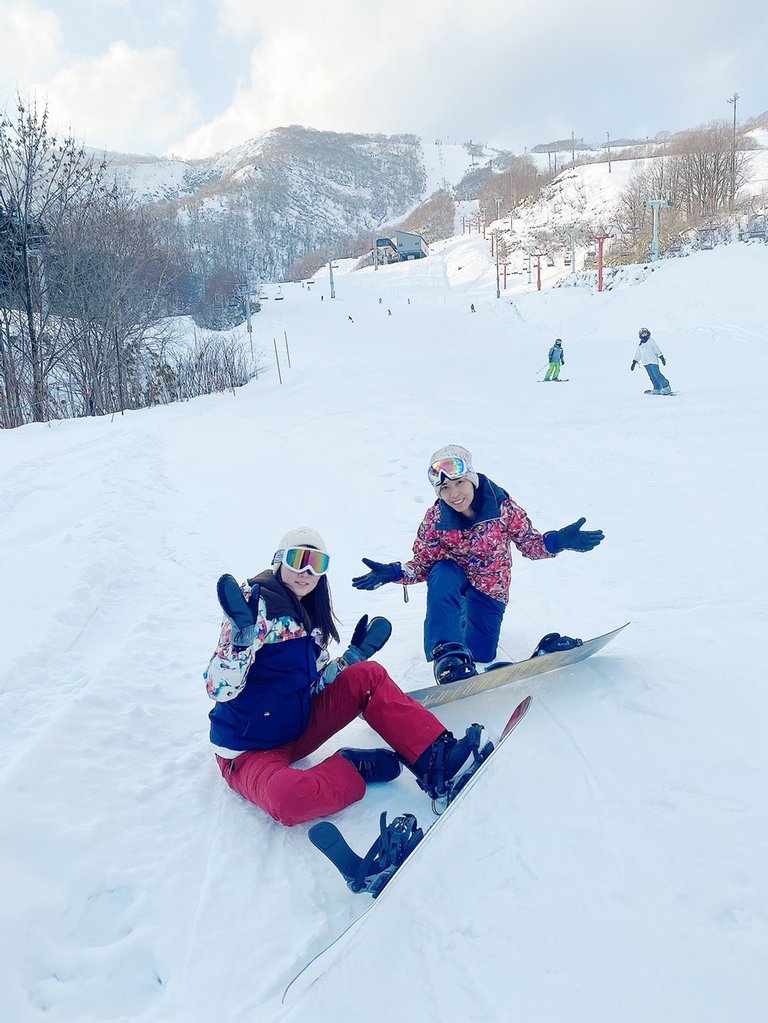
[[544, 339, 565, 380], [205, 526, 492, 825], [352, 445, 604, 684]]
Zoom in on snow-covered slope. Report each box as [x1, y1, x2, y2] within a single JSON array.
[[1, 233, 767, 1023]]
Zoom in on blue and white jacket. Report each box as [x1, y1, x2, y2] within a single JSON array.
[[204, 572, 345, 756]]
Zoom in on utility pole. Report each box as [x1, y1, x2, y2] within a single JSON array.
[[643, 198, 673, 260], [571, 130, 576, 166], [606, 131, 612, 173], [495, 242, 501, 299], [568, 228, 578, 275], [328, 260, 336, 299], [589, 232, 612, 292], [727, 92, 739, 210], [533, 252, 546, 291]]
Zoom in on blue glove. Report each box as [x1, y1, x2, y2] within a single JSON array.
[[216, 574, 257, 647], [343, 615, 393, 664], [544, 517, 604, 554], [352, 558, 403, 590]]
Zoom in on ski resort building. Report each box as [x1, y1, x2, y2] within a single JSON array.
[[374, 232, 429, 264], [375, 238, 399, 264], [395, 231, 429, 260]]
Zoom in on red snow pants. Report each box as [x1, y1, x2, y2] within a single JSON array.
[[215, 660, 446, 826]]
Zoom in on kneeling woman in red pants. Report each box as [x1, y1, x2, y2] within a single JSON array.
[[205, 526, 487, 826]]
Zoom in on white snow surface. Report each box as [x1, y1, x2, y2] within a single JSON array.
[[1, 229, 767, 1023]]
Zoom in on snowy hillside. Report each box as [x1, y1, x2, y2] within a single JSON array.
[[1, 228, 767, 1023], [103, 127, 493, 281], [107, 130, 488, 208]]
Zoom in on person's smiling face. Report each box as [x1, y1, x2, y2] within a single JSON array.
[[279, 564, 322, 599], [438, 477, 476, 518]]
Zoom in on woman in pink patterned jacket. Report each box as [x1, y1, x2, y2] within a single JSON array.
[[353, 444, 604, 684]]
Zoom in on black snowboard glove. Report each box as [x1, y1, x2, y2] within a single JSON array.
[[660, 356, 666, 366], [544, 517, 604, 554], [216, 573, 257, 648], [352, 558, 403, 590], [343, 615, 393, 664], [630, 360, 637, 371]]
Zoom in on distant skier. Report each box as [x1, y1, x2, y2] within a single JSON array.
[[470, 303, 476, 313], [544, 339, 565, 380], [631, 327, 671, 394], [352, 444, 604, 684]]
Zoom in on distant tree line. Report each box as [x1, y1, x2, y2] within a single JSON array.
[[612, 121, 755, 261], [0, 97, 259, 428]]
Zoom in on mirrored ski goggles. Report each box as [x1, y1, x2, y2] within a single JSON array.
[[428, 456, 469, 486], [281, 546, 330, 576]]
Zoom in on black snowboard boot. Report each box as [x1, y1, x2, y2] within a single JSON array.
[[338, 748, 402, 784], [410, 724, 492, 800], [431, 641, 478, 685]]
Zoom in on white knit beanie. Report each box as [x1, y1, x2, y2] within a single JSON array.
[[273, 527, 329, 567], [428, 444, 480, 494]]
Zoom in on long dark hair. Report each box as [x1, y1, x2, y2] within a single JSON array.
[[300, 574, 340, 646]]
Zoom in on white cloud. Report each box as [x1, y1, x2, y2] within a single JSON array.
[[41, 42, 200, 153], [0, 0, 64, 94], [4, 0, 766, 159], [173, 0, 768, 158]]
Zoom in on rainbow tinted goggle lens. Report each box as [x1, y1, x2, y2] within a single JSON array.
[[428, 456, 468, 486], [281, 546, 330, 576]]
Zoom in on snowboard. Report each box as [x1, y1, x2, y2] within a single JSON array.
[[539, 378, 569, 382], [308, 695, 532, 892], [282, 698, 533, 1003], [408, 623, 629, 709], [644, 389, 678, 396]]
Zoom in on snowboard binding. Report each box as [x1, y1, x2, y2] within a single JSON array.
[[309, 811, 424, 898], [531, 632, 583, 657], [431, 641, 478, 685]]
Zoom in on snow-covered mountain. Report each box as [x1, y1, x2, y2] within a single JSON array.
[[102, 127, 500, 279]]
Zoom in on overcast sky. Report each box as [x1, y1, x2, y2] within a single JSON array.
[[1, 0, 766, 160]]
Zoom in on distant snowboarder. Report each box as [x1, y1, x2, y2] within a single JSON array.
[[544, 339, 565, 380], [470, 303, 476, 313], [631, 327, 671, 394]]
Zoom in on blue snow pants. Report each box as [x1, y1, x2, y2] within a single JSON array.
[[424, 559, 506, 662], [644, 363, 670, 390]]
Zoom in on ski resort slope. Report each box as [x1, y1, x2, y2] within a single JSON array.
[[1, 234, 767, 1023]]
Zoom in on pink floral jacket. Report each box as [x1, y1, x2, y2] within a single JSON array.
[[400, 475, 555, 604]]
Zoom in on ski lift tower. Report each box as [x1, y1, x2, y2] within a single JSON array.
[[589, 231, 613, 292], [643, 197, 673, 261]]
